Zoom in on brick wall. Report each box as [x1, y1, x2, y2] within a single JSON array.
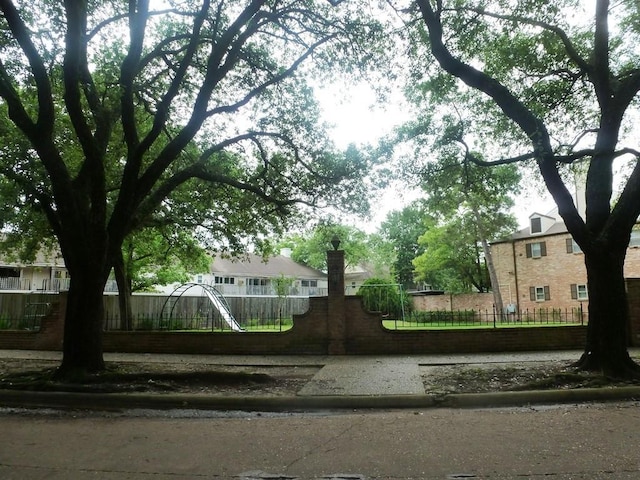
[[412, 292, 495, 312], [0, 294, 64, 351], [492, 232, 640, 313], [627, 278, 640, 345], [0, 292, 589, 355], [102, 296, 330, 355]]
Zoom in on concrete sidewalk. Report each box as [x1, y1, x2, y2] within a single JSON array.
[[1, 349, 640, 411]]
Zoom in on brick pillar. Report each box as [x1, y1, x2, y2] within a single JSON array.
[[626, 278, 640, 346], [327, 249, 346, 354]]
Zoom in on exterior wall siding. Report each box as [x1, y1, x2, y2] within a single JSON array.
[[492, 232, 640, 313]]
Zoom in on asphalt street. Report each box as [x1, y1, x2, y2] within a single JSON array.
[[2, 401, 640, 479]]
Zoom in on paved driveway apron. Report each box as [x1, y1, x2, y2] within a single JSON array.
[[298, 357, 424, 396]]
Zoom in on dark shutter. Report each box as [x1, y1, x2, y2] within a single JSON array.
[[566, 238, 574, 253], [540, 241, 547, 257], [570, 284, 577, 299], [529, 286, 536, 301], [544, 286, 551, 300], [526, 243, 532, 258]]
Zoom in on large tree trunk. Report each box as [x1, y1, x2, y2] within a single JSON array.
[[575, 246, 640, 378], [56, 272, 107, 376], [54, 230, 114, 377]]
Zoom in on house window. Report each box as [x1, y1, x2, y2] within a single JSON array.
[[530, 217, 542, 233], [248, 278, 268, 286], [214, 276, 235, 285], [301, 280, 317, 288], [526, 241, 547, 258], [565, 238, 582, 254], [196, 275, 203, 283], [530, 286, 550, 302], [630, 230, 640, 247], [571, 284, 588, 300]]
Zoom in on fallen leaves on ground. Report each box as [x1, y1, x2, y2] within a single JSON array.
[[0, 359, 316, 396], [421, 362, 640, 394]]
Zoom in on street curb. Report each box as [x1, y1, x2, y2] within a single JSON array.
[[441, 386, 640, 408], [1, 387, 640, 412]]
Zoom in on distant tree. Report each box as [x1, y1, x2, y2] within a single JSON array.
[[285, 223, 371, 272], [415, 145, 520, 309], [413, 216, 488, 293], [378, 201, 432, 289]]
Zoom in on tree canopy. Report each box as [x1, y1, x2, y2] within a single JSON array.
[[397, 0, 640, 376], [0, 0, 383, 373], [414, 151, 519, 302], [281, 223, 374, 272], [378, 201, 430, 289]]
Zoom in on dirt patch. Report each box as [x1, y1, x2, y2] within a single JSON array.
[[422, 361, 640, 394], [0, 358, 318, 396], [3, 358, 640, 397]]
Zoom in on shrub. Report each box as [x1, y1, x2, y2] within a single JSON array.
[[0, 316, 12, 330], [356, 278, 410, 319], [410, 310, 477, 325]]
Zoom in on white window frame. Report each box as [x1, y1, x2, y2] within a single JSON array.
[[630, 230, 640, 247], [534, 286, 546, 302], [531, 242, 543, 258], [570, 239, 582, 253], [576, 284, 588, 300]]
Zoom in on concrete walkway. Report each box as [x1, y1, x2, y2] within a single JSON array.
[[2, 349, 640, 411]]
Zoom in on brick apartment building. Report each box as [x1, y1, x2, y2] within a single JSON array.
[[491, 209, 640, 313]]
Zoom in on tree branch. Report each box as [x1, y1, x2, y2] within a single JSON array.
[[415, 0, 586, 240], [0, 0, 55, 135], [454, 5, 591, 73]]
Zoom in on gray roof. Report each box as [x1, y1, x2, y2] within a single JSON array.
[[506, 222, 569, 241], [211, 254, 326, 279], [492, 212, 569, 244]]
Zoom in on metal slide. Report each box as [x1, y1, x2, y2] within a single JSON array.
[[200, 285, 244, 332], [160, 283, 244, 332]]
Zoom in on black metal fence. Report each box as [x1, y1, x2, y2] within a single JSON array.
[[103, 311, 293, 332], [386, 306, 586, 329]]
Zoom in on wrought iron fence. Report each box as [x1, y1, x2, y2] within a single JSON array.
[[385, 306, 586, 329], [103, 311, 293, 332], [0, 314, 43, 331]]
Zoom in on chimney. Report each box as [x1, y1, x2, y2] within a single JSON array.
[[574, 170, 587, 221]]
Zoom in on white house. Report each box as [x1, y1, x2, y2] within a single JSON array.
[[191, 251, 328, 297], [0, 249, 69, 292]]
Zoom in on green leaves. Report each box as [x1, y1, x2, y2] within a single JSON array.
[[285, 223, 371, 272], [122, 227, 210, 293]]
